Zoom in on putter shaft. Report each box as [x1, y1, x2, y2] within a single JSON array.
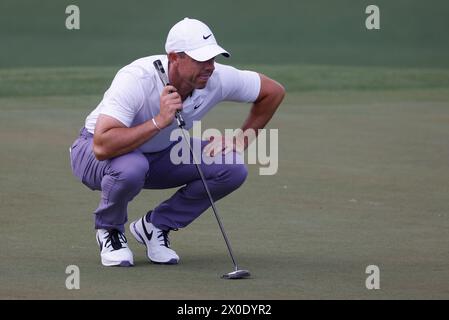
[[177, 126, 239, 270], [153, 59, 243, 273]]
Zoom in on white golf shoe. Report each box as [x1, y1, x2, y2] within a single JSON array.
[[96, 229, 134, 267], [129, 214, 179, 265]]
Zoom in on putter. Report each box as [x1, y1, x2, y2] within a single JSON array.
[[153, 59, 250, 280]]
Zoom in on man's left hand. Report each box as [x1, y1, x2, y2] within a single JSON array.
[[203, 135, 245, 157]]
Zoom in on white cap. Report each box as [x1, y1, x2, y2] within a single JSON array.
[[165, 18, 230, 62]]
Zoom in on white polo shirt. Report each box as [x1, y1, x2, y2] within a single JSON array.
[[85, 55, 261, 153]]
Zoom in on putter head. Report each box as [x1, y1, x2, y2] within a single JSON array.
[[221, 269, 251, 280]]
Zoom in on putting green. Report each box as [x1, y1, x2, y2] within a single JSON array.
[[1, 65, 448, 299]]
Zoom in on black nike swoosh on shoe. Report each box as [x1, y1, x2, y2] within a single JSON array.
[[97, 236, 103, 252], [203, 34, 212, 39], [141, 218, 153, 241]]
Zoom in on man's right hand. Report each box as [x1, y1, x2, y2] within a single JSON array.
[[156, 85, 182, 129]]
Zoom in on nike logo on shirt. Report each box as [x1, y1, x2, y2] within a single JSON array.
[[194, 102, 203, 110]]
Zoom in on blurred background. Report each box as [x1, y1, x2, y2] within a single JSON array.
[[1, 0, 448, 68]]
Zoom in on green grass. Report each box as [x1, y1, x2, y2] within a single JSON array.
[[1, 63, 449, 299], [2, 64, 449, 98], [1, 0, 449, 68]]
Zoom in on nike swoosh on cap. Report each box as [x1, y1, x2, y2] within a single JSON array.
[[203, 34, 212, 40]]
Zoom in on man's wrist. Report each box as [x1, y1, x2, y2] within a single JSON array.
[[236, 129, 255, 150], [152, 117, 162, 131]]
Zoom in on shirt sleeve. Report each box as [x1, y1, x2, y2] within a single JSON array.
[[99, 71, 145, 127], [217, 64, 261, 103]]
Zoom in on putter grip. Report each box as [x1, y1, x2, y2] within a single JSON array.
[[153, 60, 185, 127]]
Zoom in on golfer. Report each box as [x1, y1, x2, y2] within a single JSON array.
[[69, 18, 285, 267]]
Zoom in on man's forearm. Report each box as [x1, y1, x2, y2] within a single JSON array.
[[94, 119, 160, 160], [240, 75, 285, 146], [241, 96, 281, 132]]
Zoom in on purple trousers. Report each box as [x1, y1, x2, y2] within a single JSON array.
[[69, 128, 247, 232]]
